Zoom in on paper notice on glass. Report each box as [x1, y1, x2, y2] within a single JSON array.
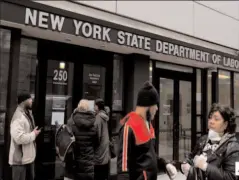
[[88, 100, 95, 112], [163, 104, 170, 116], [51, 112, 65, 125]]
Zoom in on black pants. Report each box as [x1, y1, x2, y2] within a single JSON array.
[[12, 163, 34, 180], [94, 163, 109, 180]]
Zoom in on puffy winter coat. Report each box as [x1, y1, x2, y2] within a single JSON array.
[[65, 110, 99, 180], [94, 110, 110, 165]]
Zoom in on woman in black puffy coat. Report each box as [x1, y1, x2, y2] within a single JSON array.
[[64, 99, 99, 180], [180, 103, 239, 180]]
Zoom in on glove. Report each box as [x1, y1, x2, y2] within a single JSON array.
[[181, 163, 191, 177], [193, 154, 208, 171], [166, 163, 177, 179]]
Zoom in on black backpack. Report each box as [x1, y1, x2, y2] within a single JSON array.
[[55, 114, 75, 162]]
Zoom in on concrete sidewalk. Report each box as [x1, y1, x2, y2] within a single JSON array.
[[157, 172, 186, 180]]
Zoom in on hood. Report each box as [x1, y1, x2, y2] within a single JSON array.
[[98, 110, 109, 122], [73, 110, 96, 128]]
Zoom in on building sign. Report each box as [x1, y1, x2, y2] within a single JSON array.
[[53, 69, 68, 85], [83, 65, 103, 85], [1, 3, 238, 70]]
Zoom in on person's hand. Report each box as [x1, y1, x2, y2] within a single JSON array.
[[166, 163, 177, 179], [181, 163, 191, 177], [33, 127, 41, 137], [193, 155, 208, 171]]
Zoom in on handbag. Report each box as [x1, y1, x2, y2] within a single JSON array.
[[186, 166, 204, 180]]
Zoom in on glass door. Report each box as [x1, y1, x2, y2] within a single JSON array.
[[179, 80, 192, 161], [158, 78, 174, 160], [157, 70, 193, 161], [43, 60, 74, 179]]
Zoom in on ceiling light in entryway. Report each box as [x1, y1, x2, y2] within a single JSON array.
[[59, 62, 65, 69]]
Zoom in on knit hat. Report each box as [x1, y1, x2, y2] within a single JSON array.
[[18, 92, 31, 105], [136, 81, 159, 107], [95, 98, 105, 110]]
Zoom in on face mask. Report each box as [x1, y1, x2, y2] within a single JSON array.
[[208, 129, 222, 141]]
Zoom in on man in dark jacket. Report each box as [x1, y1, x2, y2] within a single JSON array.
[[94, 99, 110, 180], [117, 81, 177, 180]]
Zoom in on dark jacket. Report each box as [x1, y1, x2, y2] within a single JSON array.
[[94, 110, 110, 165], [184, 134, 239, 180], [65, 110, 99, 180], [117, 112, 159, 180]]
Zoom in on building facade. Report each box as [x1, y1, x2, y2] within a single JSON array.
[[0, 1, 239, 180]]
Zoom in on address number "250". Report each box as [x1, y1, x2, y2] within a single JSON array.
[[53, 69, 68, 82]]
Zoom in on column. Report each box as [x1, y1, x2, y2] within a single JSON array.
[[123, 53, 150, 113], [3, 29, 21, 180]]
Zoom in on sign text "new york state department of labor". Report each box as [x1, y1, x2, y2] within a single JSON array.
[[25, 8, 239, 70]]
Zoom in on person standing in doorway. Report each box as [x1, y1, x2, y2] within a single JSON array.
[[117, 81, 177, 180], [94, 99, 111, 180], [9, 92, 41, 180]]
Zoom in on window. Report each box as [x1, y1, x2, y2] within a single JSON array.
[[17, 38, 38, 96], [0, 29, 11, 144], [112, 55, 123, 111], [234, 73, 239, 132], [196, 69, 201, 115], [218, 70, 231, 106], [196, 69, 202, 133], [0, 28, 11, 178], [207, 71, 212, 113], [234, 73, 239, 116], [110, 55, 124, 176], [149, 60, 152, 82], [111, 55, 124, 134]]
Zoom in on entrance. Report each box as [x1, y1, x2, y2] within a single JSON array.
[[41, 60, 107, 179], [34, 40, 114, 180], [154, 66, 196, 162]]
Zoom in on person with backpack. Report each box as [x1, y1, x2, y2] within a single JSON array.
[[94, 99, 111, 180], [63, 99, 99, 180]]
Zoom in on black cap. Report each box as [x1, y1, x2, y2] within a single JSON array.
[[18, 92, 31, 105], [136, 81, 159, 107], [95, 98, 105, 110]]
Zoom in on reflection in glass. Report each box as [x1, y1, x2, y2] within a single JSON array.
[[0, 29, 10, 145], [112, 55, 124, 111], [197, 117, 201, 132], [234, 73, 239, 117], [196, 69, 201, 115], [207, 71, 212, 115], [18, 38, 37, 95], [158, 78, 173, 160], [44, 60, 74, 179], [110, 113, 123, 175], [83, 64, 105, 101], [149, 60, 152, 83], [218, 70, 231, 106], [179, 81, 191, 161], [0, 28, 11, 178], [236, 117, 239, 132]]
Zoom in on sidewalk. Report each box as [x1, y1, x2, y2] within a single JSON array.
[[157, 172, 186, 180], [110, 158, 186, 180]]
